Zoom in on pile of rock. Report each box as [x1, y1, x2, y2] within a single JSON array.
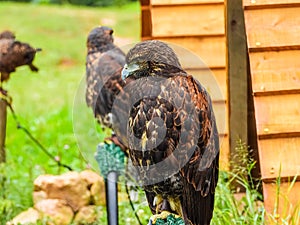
[[7, 170, 105, 225]]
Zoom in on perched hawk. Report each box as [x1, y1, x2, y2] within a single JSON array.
[[116, 40, 219, 225], [0, 30, 15, 40], [0, 30, 41, 83], [85, 26, 126, 132]]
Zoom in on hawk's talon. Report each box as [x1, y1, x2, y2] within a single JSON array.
[[149, 211, 180, 224]]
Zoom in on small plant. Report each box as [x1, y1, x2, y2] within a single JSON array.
[[211, 139, 265, 224], [266, 167, 300, 225], [0, 163, 21, 223]]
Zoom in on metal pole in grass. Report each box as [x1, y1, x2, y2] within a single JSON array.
[[95, 141, 125, 225], [105, 171, 119, 225], [0, 98, 7, 163], [95, 141, 185, 225]]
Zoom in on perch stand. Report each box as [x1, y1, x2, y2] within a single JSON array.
[[95, 141, 125, 225]]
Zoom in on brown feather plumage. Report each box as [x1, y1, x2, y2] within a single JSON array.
[[115, 40, 219, 225], [85, 26, 126, 129], [0, 31, 41, 82]]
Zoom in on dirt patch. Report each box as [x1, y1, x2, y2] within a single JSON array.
[[58, 57, 77, 67]]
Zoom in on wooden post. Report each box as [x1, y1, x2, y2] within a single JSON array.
[[0, 98, 7, 163], [247, 54, 261, 190], [140, 0, 152, 40], [226, 0, 249, 191]]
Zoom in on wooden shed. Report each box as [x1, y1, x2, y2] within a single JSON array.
[[140, 0, 229, 169], [139, 0, 300, 220], [243, 0, 300, 219]]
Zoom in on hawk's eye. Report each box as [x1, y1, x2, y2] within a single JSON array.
[[147, 61, 151, 69]]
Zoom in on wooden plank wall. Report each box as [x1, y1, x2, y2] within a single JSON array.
[[243, 0, 300, 220], [140, 0, 229, 169]]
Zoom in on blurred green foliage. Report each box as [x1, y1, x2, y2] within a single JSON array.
[[0, 1, 140, 223], [0, 0, 138, 7]]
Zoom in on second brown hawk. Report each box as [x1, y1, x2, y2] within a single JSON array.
[[85, 26, 126, 130], [0, 31, 41, 83]]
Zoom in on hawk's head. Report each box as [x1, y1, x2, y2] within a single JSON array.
[[122, 40, 183, 80], [0, 30, 15, 40], [87, 26, 114, 52]]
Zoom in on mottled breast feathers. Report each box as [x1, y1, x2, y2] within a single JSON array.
[[85, 26, 126, 128], [113, 40, 220, 225]]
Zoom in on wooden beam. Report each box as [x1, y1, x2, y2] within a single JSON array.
[[254, 89, 300, 97], [244, 7, 300, 49], [226, 0, 249, 159], [254, 93, 300, 135], [258, 136, 300, 180], [0, 99, 7, 163], [151, 0, 224, 6], [156, 36, 226, 69], [247, 53, 261, 188], [140, 0, 152, 40], [244, 0, 300, 9], [151, 4, 225, 37], [249, 50, 300, 93]]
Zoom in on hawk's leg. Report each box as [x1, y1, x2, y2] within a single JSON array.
[[0, 88, 12, 106], [0, 72, 10, 84], [28, 63, 39, 72]]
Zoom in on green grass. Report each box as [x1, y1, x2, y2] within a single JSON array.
[[1, 3, 299, 225], [0, 1, 140, 222]]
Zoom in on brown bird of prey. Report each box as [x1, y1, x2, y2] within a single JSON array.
[[0, 30, 15, 40], [115, 40, 219, 225], [0, 31, 41, 83], [85, 26, 126, 134]]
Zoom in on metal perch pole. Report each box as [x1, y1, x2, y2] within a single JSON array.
[[105, 171, 119, 225], [95, 141, 125, 225]]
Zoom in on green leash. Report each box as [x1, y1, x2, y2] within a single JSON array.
[[95, 141, 125, 178], [150, 214, 185, 225]]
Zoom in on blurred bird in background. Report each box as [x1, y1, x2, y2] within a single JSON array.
[[85, 26, 127, 151], [0, 30, 15, 40], [0, 30, 41, 102]]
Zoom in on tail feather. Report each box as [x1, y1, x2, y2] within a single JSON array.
[[181, 179, 215, 225]]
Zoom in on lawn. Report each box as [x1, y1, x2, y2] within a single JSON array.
[[0, 2, 298, 225], [0, 1, 143, 223]]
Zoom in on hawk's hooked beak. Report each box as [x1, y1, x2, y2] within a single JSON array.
[[121, 64, 129, 80], [121, 63, 140, 80]]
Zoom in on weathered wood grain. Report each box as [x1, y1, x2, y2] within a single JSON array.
[[151, 4, 225, 36], [244, 7, 300, 49]]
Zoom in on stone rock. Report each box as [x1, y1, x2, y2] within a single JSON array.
[[6, 207, 41, 225], [90, 180, 106, 205], [73, 205, 101, 224], [80, 170, 105, 205], [35, 199, 73, 225], [33, 171, 91, 211], [33, 190, 47, 204], [80, 170, 103, 186]]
